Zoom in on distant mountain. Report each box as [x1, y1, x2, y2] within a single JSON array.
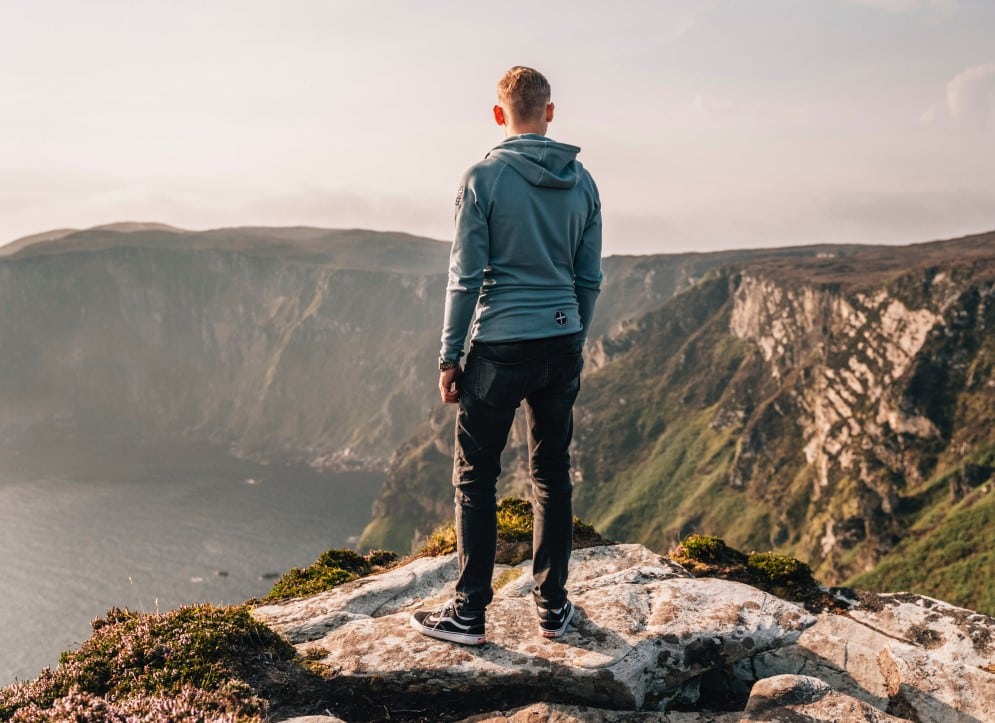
[[361, 231, 995, 616], [0, 225, 450, 468]]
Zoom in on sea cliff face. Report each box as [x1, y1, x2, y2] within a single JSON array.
[[0, 228, 449, 469]]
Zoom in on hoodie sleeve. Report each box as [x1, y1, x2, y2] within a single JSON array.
[[574, 181, 603, 340], [440, 175, 489, 361]]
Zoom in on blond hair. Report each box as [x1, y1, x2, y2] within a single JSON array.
[[497, 66, 551, 124]]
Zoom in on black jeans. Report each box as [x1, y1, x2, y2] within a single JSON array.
[[452, 331, 584, 612]]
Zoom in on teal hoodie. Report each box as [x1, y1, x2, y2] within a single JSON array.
[[440, 133, 602, 361]]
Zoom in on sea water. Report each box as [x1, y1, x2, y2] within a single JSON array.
[[0, 430, 383, 685]]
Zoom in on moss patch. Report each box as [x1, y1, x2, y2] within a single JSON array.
[[419, 521, 458, 557], [262, 549, 398, 602], [672, 534, 748, 567], [671, 535, 841, 613]]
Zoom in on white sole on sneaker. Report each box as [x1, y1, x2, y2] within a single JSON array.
[[409, 614, 487, 646], [540, 602, 575, 638]]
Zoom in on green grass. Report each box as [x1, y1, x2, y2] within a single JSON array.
[[262, 548, 397, 602], [673, 534, 747, 566], [849, 484, 995, 615]]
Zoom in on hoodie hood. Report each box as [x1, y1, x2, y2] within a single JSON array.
[[486, 134, 582, 189]]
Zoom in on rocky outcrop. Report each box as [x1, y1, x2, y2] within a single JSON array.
[[254, 544, 815, 715], [743, 591, 995, 722], [6, 539, 994, 721], [252, 543, 995, 721]]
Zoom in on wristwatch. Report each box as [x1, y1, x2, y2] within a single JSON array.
[[439, 359, 461, 371]]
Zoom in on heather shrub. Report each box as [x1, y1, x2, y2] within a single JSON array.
[[0, 604, 291, 722]]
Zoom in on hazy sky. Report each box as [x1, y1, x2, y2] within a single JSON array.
[[2, 0, 994, 255]]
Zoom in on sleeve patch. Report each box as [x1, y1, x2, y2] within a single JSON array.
[[455, 185, 465, 209]]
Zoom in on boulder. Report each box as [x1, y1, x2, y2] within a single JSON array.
[[254, 544, 815, 712], [741, 591, 995, 722], [741, 674, 909, 722]]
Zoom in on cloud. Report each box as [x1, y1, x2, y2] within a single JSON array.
[[946, 63, 995, 131]]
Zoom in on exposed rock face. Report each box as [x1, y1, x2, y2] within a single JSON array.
[[254, 545, 815, 713], [741, 591, 995, 722]]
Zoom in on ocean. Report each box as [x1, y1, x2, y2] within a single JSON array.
[[0, 429, 383, 685]]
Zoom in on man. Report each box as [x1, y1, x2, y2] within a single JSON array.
[[410, 66, 602, 645]]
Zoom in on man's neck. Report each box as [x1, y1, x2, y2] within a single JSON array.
[[505, 122, 548, 137]]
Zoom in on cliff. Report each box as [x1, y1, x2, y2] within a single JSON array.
[[0, 226, 450, 468], [363, 232, 995, 616]]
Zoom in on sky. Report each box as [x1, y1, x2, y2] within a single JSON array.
[[2, 0, 994, 256]]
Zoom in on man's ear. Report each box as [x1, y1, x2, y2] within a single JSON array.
[[493, 105, 506, 126], [545, 102, 555, 123]]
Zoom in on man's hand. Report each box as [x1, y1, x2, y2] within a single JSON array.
[[439, 367, 461, 404]]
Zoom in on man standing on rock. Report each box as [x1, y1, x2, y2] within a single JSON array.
[[411, 66, 602, 645]]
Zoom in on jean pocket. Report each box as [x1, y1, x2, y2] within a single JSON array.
[[465, 356, 530, 407], [562, 351, 585, 381]]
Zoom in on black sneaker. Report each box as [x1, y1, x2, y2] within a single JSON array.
[[410, 600, 486, 645], [538, 599, 574, 638]]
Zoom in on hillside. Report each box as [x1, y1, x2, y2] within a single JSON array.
[[0, 225, 451, 468], [362, 231, 995, 615]]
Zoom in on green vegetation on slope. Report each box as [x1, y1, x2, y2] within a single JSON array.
[[849, 475, 995, 615], [573, 275, 777, 554]]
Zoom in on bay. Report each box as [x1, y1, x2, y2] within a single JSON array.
[[0, 428, 382, 685]]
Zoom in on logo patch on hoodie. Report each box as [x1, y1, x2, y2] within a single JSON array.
[[455, 185, 465, 209], [554, 311, 568, 327]]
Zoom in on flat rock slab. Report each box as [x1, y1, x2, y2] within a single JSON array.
[[742, 674, 910, 722], [255, 544, 815, 711], [744, 592, 995, 722]]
